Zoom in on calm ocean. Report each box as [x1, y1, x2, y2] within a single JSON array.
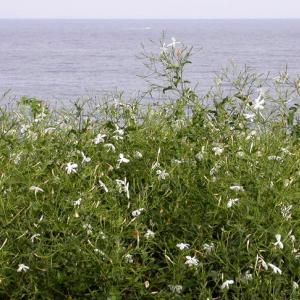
[[0, 19, 300, 104]]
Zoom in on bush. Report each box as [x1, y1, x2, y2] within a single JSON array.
[[0, 38, 299, 299]]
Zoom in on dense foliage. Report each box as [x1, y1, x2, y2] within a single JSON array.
[[0, 39, 300, 299]]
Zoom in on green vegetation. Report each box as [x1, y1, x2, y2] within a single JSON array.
[[0, 39, 300, 299]]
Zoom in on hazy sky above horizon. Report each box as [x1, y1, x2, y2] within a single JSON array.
[[1, 0, 300, 19]]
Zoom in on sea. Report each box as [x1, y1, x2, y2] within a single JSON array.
[[0, 19, 300, 105]]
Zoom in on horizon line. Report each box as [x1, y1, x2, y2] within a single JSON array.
[[0, 17, 300, 20]]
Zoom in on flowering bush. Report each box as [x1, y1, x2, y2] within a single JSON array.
[[0, 38, 300, 299]]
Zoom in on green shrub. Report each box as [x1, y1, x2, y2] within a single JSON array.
[[0, 38, 299, 299]]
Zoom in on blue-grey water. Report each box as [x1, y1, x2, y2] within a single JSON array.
[[1, 19, 300, 104]]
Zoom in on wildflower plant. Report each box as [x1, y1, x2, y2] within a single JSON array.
[[0, 37, 299, 299]]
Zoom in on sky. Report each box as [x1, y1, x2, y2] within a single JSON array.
[[1, 0, 300, 19]]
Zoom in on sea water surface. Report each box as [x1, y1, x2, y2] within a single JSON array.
[[0, 19, 300, 104]]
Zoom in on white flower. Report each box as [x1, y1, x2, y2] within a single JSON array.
[[144, 229, 155, 239], [104, 143, 116, 152], [27, 131, 38, 141], [167, 37, 181, 48], [210, 163, 221, 175], [176, 243, 190, 250], [281, 147, 292, 155], [253, 94, 265, 110], [246, 130, 257, 141], [256, 255, 268, 270], [113, 99, 126, 108], [113, 134, 124, 141], [156, 169, 169, 180], [284, 178, 292, 187], [268, 155, 282, 162], [134, 151, 143, 159], [30, 233, 41, 243], [227, 198, 240, 208], [29, 186, 44, 195], [168, 284, 183, 294], [132, 208, 145, 217], [81, 152, 91, 163], [173, 119, 185, 129], [293, 281, 299, 290], [83, 224, 91, 230], [212, 146, 224, 156], [124, 253, 133, 263], [230, 185, 245, 192], [44, 127, 56, 134], [236, 151, 245, 158], [268, 263, 282, 274], [116, 178, 130, 199], [93, 134, 106, 144], [112, 125, 124, 140], [83, 223, 93, 235], [274, 234, 284, 249], [172, 159, 183, 165], [11, 152, 22, 164], [160, 42, 168, 53], [256, 151, 263, 158], [94, 248, 105, 256], [113, 127, 124, 136], [195, 152, 204, 161], [36, 111, 47, 121], [65, 162, 78, 174], [203, 243, 215, 254], [220, 279, 234, 290], [243, 270, 253, 282], [289, 234, 296, 243], [117, 153, 130, 166], [243, 113, 256, 122], [17, 263, 29, 272], [281, 204, 293, 220], [151, 162, 161, 170], [20, 124, 31, 134], [274, 72, 288, 83], [73, 198, 82, 206], [185, 256, 199, 267], [294, 251, 300, 259], [99, 179, 109, 193], [99, 231, 106, 240]]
